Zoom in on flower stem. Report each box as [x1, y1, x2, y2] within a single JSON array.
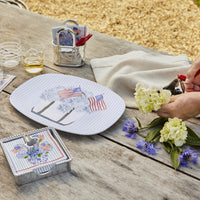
[[137, 132, 146, 138], [139, 126, 149, 130]]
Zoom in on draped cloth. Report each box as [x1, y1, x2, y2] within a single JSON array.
[[90, 51, 190, 108]]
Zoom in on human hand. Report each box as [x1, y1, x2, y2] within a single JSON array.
[[156, 92, 200, 120], [185, 55, 200, 91]]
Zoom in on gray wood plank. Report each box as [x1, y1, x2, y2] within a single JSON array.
[[100, 108, 200, 179], [1, 4, 200, 200], [0, 93, 200, 200], [1, 4, 200, 179]]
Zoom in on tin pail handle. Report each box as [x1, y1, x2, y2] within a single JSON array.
[[63, 19, 79, 26], [33, 163, 55, 176]]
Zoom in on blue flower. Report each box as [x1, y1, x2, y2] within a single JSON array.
[[123, 119, 138, 139], [179, 148, 199, 167], [16, 149, 27, 159], [136, 140, 160, 155], [125, 133, 137, 139], [41, 142, 46, 147]]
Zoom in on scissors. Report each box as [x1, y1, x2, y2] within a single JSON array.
[[177, 69, 200, 92], [177, 69, 200, 81], [164, 69, 200, 94]]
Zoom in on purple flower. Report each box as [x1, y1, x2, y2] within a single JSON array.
[[136, 140, 160, 155], [125, 133, 137, 139], [123, 119, 138, 139], [179, 148, 199, 167]]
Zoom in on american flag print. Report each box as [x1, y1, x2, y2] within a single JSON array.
[[12, 145, 24, 154], [58, 87, 82, 99], [88, 94, 107, 111]]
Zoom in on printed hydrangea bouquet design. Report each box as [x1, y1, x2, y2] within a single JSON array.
[[12, 134, 53, 165], [123, 83, 200, 169]]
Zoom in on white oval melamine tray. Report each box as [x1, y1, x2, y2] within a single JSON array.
[[10, 74, 125, 135]]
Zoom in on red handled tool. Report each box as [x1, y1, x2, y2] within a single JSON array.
[[177, 69, 200, 92], [178, 69, 200, 81], [76, 34, 93, 46]]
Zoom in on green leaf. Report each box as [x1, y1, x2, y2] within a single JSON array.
[[163, 142, 181, 169], [37, 153, 43, 157], [145, 127, 162, 143], [163, 142, 172, 153], [147, 117, 167, 129], [187, 126, 199, 139], [170, 146, 181, 170], [186, 126, 200, 146], [152, 134, 160, 143], [134, 116, 142, 129]]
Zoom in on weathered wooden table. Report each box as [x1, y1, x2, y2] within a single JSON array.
[[0, 4, 200, 200]]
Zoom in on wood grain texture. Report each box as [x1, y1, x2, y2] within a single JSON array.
[[100, 108, 200, 179], [0, 4, 95, 89], [0, 93, 199, 200], [0, 4, 200, 200]]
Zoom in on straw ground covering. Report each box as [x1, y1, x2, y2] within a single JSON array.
[[23, 0, 200, 61]]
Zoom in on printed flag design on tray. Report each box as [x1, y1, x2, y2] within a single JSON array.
[[58, 87, 82, 99], [88, 94, 107, 111], [12, 145, 24, 154]]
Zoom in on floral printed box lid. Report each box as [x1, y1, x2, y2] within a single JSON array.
[[0, 127, 72, 185]]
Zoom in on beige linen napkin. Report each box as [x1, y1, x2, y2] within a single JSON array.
[[90, 51, 190, 108]]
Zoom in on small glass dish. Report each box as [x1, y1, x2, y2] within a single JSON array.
[[23, 48, 44, 74], [0, 34, 21, 75]]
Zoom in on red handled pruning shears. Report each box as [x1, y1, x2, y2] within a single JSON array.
[[177, 69, 200, 92], [178, 69, 200, 81], [163, 69, 200, 95]]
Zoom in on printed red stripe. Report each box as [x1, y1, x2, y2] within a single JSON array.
[[58, 90, 73, 99], [93, 97, 97, 111], [102, 100, 107, 109], [88, 96, 107, 112], [97, 101, 102, 110], [88, 97, 93, 111], [91, 97, 95, 111]]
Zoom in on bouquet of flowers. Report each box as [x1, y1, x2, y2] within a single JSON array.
[[123, 83, 200, 169]]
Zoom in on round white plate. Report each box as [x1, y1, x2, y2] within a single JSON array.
[[10, 74, 125, 135]]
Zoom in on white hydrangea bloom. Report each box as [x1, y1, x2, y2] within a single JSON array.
[[135, 83, 171, 113], [160, 118, 188, 147]]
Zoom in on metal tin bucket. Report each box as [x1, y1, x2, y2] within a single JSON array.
[[53, 28, 85, 67]]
